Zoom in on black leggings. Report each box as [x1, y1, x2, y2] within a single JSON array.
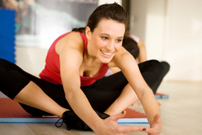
[[0, 58, 169, 116]]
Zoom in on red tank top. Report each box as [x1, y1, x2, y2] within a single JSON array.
[[39, 32, 109, 86]]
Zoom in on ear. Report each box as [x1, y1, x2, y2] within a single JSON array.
[[85, 26, 91, 40]]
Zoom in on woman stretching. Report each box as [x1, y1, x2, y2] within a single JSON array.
[[0, 3, 162, 135]]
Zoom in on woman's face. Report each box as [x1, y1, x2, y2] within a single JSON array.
[[86, 19, 125, 63]]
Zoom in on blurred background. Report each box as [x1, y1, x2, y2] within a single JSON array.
[[0, 0, 202, 83]]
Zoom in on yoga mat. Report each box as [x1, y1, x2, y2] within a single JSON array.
[[0, 98, 148, 124], [155, 93, 169, 99], [117, 108, 148, 124], [0, 98, 59, 123]]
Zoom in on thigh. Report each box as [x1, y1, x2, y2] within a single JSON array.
[[81, 72, 128, 112], [0, 58, 30, 99], [21, 73, 72, 112], [161, 61, 170, 76], [138, 60, 164, 93]]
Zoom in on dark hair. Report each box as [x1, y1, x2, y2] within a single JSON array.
[[72, 3, 128, 33], [123, 36, 139, 59]]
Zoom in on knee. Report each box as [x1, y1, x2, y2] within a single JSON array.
[[0, 59, 7, 71], [152, 61, 170, 78], [161, 61, 170, 73], [0, 58, 12, 72], [0, 58, 9, 67], [150, 59, 164, 68], [149, 59, 165, 74], [0, 58, 5, 64], [0, 58, 7, 62]]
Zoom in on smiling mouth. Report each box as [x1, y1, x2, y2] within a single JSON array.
[[100, 50, 114, 57]]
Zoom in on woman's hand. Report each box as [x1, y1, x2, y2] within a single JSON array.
[[94, 111, 157, 135], [147, 114, 162, 135]]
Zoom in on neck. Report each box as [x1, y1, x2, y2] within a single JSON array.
[[85, 42, 100, 63]]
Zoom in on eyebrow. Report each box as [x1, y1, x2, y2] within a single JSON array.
[[100, 33, 124, 39]]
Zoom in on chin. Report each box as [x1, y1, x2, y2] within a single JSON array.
[[100, 57, 113, 63]]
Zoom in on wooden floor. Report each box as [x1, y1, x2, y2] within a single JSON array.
[[0, 81, 202, 135]]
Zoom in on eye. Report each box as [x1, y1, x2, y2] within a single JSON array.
[[115, 39, 122, 43], [101, 36, 108, 40]]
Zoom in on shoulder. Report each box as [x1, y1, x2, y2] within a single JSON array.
[[55, 32, 84, 55], [58, 32, 83, 48], [109, 47, 133, 67]]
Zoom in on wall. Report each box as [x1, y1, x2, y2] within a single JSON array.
[[165, 0, 202, 82], [130, 0, 202, 82], [15, 46, 47, 77], [98, 0, 121, 5], [130, 0, 166, 60]]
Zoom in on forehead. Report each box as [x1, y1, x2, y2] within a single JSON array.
[[94, 19, 125, 37]]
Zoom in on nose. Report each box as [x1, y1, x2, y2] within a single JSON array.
[[106, 41, 114, 51]]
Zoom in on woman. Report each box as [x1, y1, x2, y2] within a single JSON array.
[[0, 3, 161, 135]]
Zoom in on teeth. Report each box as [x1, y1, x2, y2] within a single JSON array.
[[101, 51, 113, 56]]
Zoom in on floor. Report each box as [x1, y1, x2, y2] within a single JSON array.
[[0, 81, 202, 135]]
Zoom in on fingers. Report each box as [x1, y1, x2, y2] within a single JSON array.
[[118, 125, 148, 133], [109, 110, 126, 121], [106, 112, 161, 134], [146, 114, 161, 134], [118, 124, 160, 134]]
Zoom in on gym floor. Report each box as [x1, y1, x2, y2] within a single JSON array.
[[0, 81, 202, 135]]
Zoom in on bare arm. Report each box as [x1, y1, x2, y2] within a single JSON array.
[[113, 49, 161, 133], [56, 33, 103, 132], [110, 39, 147, 73], [137, 39, 147, 63]]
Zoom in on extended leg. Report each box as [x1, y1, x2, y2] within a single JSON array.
[[14, 81, 68, 118], [0, 59, 68, 118]]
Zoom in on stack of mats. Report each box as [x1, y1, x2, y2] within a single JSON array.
[[0, 9, 16, 63]]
